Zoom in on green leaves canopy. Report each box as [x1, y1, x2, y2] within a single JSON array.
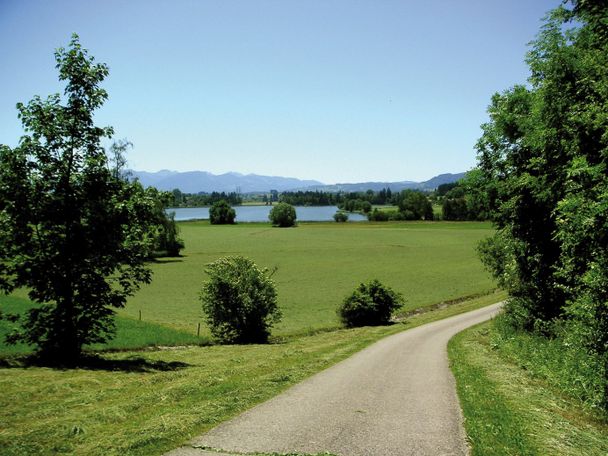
[[475, 1, 608, 408], [0, 34, 159, 362]]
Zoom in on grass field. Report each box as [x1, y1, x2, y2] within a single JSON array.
[[0, 220, 502, 455], [0, 220, 495, 355], [0, 292, 504, 456], [0, 296, 204, 357], [449, 321, 608, 455], [121, 221, 496, 337]]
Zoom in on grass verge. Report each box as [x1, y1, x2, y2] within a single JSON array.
[[0, 291, 504, 456], [449, 320, 608, 455], [0, 295, 206, 357]]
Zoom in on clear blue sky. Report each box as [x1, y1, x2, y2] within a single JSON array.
[[1, 0, 559, 184]]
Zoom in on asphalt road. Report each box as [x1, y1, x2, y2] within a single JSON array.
[[166, 303, 502, 456]]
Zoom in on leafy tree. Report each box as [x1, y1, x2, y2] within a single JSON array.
[[338, 279, 404, 327], [436, 182, 459, 197], [136, 184, 184, 257], [397, 190, 433, 220], [367, 208, 389, 221], [209, 199, 236, 225], [200, 256, 281, 343], [442, 191, 468, 221], [475, 1, 608, 409], [0, 35, 159, 362], [333, 211, 349, 222], [441, 170, 491, 221], [269, 202, 297, 227], [156, 211, 184, 256]]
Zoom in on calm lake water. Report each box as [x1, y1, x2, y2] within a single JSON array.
[[168, 206, 367, 222]]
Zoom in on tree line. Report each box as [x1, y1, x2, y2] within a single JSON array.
[[473, 0, 608, 412], [167, 189, 242, 207]]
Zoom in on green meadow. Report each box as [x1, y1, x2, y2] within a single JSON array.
[[0, 220, 503, 455], [0, 220, 496, 355], [121, 220, 496, 336]]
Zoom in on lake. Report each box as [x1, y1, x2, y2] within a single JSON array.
[[168, 206, 367, 222]]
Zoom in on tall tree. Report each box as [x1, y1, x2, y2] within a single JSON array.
[[0, 34, 159, 362], [475, 0, 608, 406]]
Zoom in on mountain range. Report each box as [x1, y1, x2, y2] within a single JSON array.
[[129, 170, 466, 194]]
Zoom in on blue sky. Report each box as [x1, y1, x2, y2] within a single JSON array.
[[1, 0, 559, 184]]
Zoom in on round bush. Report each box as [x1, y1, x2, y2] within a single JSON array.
[[338, 279, 404, 327], [269, 202, 297, 227], [209, 200, 236, 224], [201, 256, 281, 343], [333, 211, 349, 222]]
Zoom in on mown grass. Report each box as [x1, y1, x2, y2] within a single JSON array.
[[0, 295, 205, 357], [449, 320, 608, 455], [120, 221, 495, 337], [0, 291, 504, 456]]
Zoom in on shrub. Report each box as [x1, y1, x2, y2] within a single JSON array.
[[209, 200, 236, 224], [333, 211, 349, 222], [200, 256, 281, 343], [269, 202, 296, 227], [338, 279, 404, 327], [367, 209, 389, 221]]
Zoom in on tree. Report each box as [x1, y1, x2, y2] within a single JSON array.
[[209, 200, 236, 225], [441, 170, 491, 221], [338, 279, 404, 327], [475, 1, 608, 408], [397, 190, 433, 220], [156, 211, 185, 256], [269, 202, 297, 227], [200, 256, 281, 343], [333, 211, 349, 222], [0, 34, 159, 363]]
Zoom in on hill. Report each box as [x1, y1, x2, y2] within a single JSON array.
[[129, 170, 466, 193]]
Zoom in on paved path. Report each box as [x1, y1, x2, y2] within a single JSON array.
[[167, 303, 502, 456]]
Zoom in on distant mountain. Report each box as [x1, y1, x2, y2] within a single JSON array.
[[301, 172, 467, 193], [129, 170, 324, 193], [129, 170, 466, 194], [418, 172, 467, 189]]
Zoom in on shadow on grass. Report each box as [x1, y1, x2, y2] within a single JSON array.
[[0, 354, 191, 372], [149, 257, 185, 264]]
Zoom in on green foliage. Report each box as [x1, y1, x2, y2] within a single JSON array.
[[436, 182, 459, 197], [396, 190, 433, 220], [339, 199, 373, 213], [474, 2, 608, 408], [269, 202, 297, 227], [367, 208, 389, 221], [156, 211, 185, 256], [200, 256, 281, 343], [333, 211, 349, 222], [441, 169, 492, 221], [491, 315, 606, 413], [209, 199, 236, 225], [450, 321, 608, 455], [338, 279, 404, 327], [280, 190, 341, 206], [0, 34, 160, 362], [168, 190, 242, 207], [142, 185, 185, 257]]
